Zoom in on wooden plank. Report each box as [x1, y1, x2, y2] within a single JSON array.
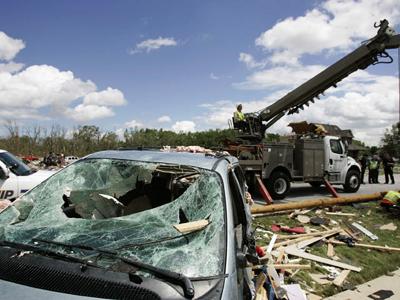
[[329, 240, 400, 252], [325, 212, 356, 216], [277, 230, 326, 240], [327, 242, 335, 257], [284, 245, 362, 272], [333, 269, 351, 287], [252, 264, 311, 270], [266, 234, 277, 253], [296, 229, 341, 249], [351, 222, 378, 240], [173, 219, 209, 233]]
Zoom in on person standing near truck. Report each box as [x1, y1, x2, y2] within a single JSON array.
[[382, 152, 395, 184], [360, 153, 368, 184], [233, 104, 247, 131], [368, 155, 379, 183]]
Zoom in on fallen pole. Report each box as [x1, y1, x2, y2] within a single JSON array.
[[251, 191, 398, 214]]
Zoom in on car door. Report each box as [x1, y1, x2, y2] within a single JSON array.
[[325, 138, 347, 175], [0, 161, 18, 200]]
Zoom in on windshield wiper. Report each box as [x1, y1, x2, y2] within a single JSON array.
[[34, 238, 195, 299], [0, 239, 101, 269]]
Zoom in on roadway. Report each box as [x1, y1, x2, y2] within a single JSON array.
[[254, 174, 400, 204]]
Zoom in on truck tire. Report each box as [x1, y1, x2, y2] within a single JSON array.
[[343, 170, 361, 193], [266, 172, 290, 200]]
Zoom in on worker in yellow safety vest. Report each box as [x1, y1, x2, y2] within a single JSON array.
[[381, 190, 400, 206], [233, 104, 247, 131]]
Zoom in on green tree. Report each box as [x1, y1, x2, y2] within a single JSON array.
[[381, 122, 400, 158]]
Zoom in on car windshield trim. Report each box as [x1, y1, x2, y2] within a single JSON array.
[[29, 238, 195, 298]]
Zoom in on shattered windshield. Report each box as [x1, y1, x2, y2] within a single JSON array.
[[0, 158, 226, 278]]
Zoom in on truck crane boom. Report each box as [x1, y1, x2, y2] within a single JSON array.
[[242, 19, 400, 141]]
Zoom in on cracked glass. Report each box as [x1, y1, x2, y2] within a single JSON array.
[[0, 158, 226, 278]]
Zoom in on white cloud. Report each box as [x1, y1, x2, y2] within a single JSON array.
[[0, 32, 25, 61], [255, 0, 400, 64], [235, 64, 324, 90], [239, 52, 266, 69], [68, 104, 114, 122], [172, 120, 196, 132], [125, 119, 144, 128], [157, 115, 171, 123], [209, 73, 219, 80], [0, 32, 127, 123], [83, 87, 126, 106], [129, 37, 177, 54], [0, 61, 24, 73], [0, 65, 96, 109]]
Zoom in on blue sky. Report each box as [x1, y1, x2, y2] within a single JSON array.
[[0, 0, 399, 144]]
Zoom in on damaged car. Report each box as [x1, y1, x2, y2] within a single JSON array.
[[0, 149, 256, 299]]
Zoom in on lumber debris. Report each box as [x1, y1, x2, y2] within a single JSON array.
[[252, 264, 311, 270], [351, 222, 378, 240], [333, 269, 351, 287], [379, 222, 397, 231], [284, 245, 362, 272], [173, 219, 209, 233], [296, 228, 341, 249], [327, 242, 335, 257], [251, 192, 389, 214], [329, 240, 400, 252], [325, 212, 356, 217], [309, 273, 331, 285]]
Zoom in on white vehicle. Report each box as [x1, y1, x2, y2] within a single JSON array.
[[0, 150, 55, 200]]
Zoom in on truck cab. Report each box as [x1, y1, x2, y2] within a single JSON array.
[[0, 150, 55, 200]]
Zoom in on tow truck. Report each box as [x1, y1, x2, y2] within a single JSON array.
[[0, 150, 55, 200], [226, 19, 400, 199]]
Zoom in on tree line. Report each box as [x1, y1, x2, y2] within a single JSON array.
[[0, 121, 398, 158]]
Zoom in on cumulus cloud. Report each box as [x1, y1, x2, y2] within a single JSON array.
[[0, 62, 24, 73], [0, 32, 127, 123], [0, 32, 25, 61], [83, 87, 126, 106], [255, 0, 400, 64], [68, 104, 114, 122], [125, 119, 144, 128], [239, 52, 266, 69], [235, 64, 324, 90], [172, 120, 196, 132], [129, 37, 177, 54], [157, 115, 171, 123]]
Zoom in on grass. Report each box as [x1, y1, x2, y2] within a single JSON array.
[[253, 202, 400, 297]]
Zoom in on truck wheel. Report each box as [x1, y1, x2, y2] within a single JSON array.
[[343, 170, 361, 193], [267, 172, 290, 200]]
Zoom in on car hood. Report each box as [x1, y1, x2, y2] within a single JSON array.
[[0, 279, 98, 300]]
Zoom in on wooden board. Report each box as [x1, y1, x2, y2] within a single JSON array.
[[173, 219, 209, 233], [333, 269, 351, 287], [284, 245, 362, 272], [266, 234, 277, 253], [296, 229, 341, 249], [327, 242, 335, 257]]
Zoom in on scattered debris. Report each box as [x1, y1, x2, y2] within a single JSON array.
[[296, 215, 310, 224], [379, 223, 397, 231], [333, 269, 351, 287], [352, 222, 379, 240]]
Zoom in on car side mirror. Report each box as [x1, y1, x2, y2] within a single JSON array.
[[0, 162, 10, 180]]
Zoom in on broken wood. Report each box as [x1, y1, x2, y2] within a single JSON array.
[[252, 264, 311, 270], [325, 212, 356, 217], [266, 234, 277, 253], [329, 240, 400, 252], [379, 222, 397, 231], [327, 242, 335, 257], [351, 222, 378, 240], [173, 219, 209, 233], [284, 245, 362, 272], [333, 269, 350, 287], [296, 228, 341, 249], [251, 192, 392, 214], [255, 272, 267, 294]]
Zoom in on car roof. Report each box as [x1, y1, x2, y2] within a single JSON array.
[[85, 149, 237, 171]]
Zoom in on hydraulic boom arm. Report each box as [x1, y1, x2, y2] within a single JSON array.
[[245, 19, 400, 140]]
